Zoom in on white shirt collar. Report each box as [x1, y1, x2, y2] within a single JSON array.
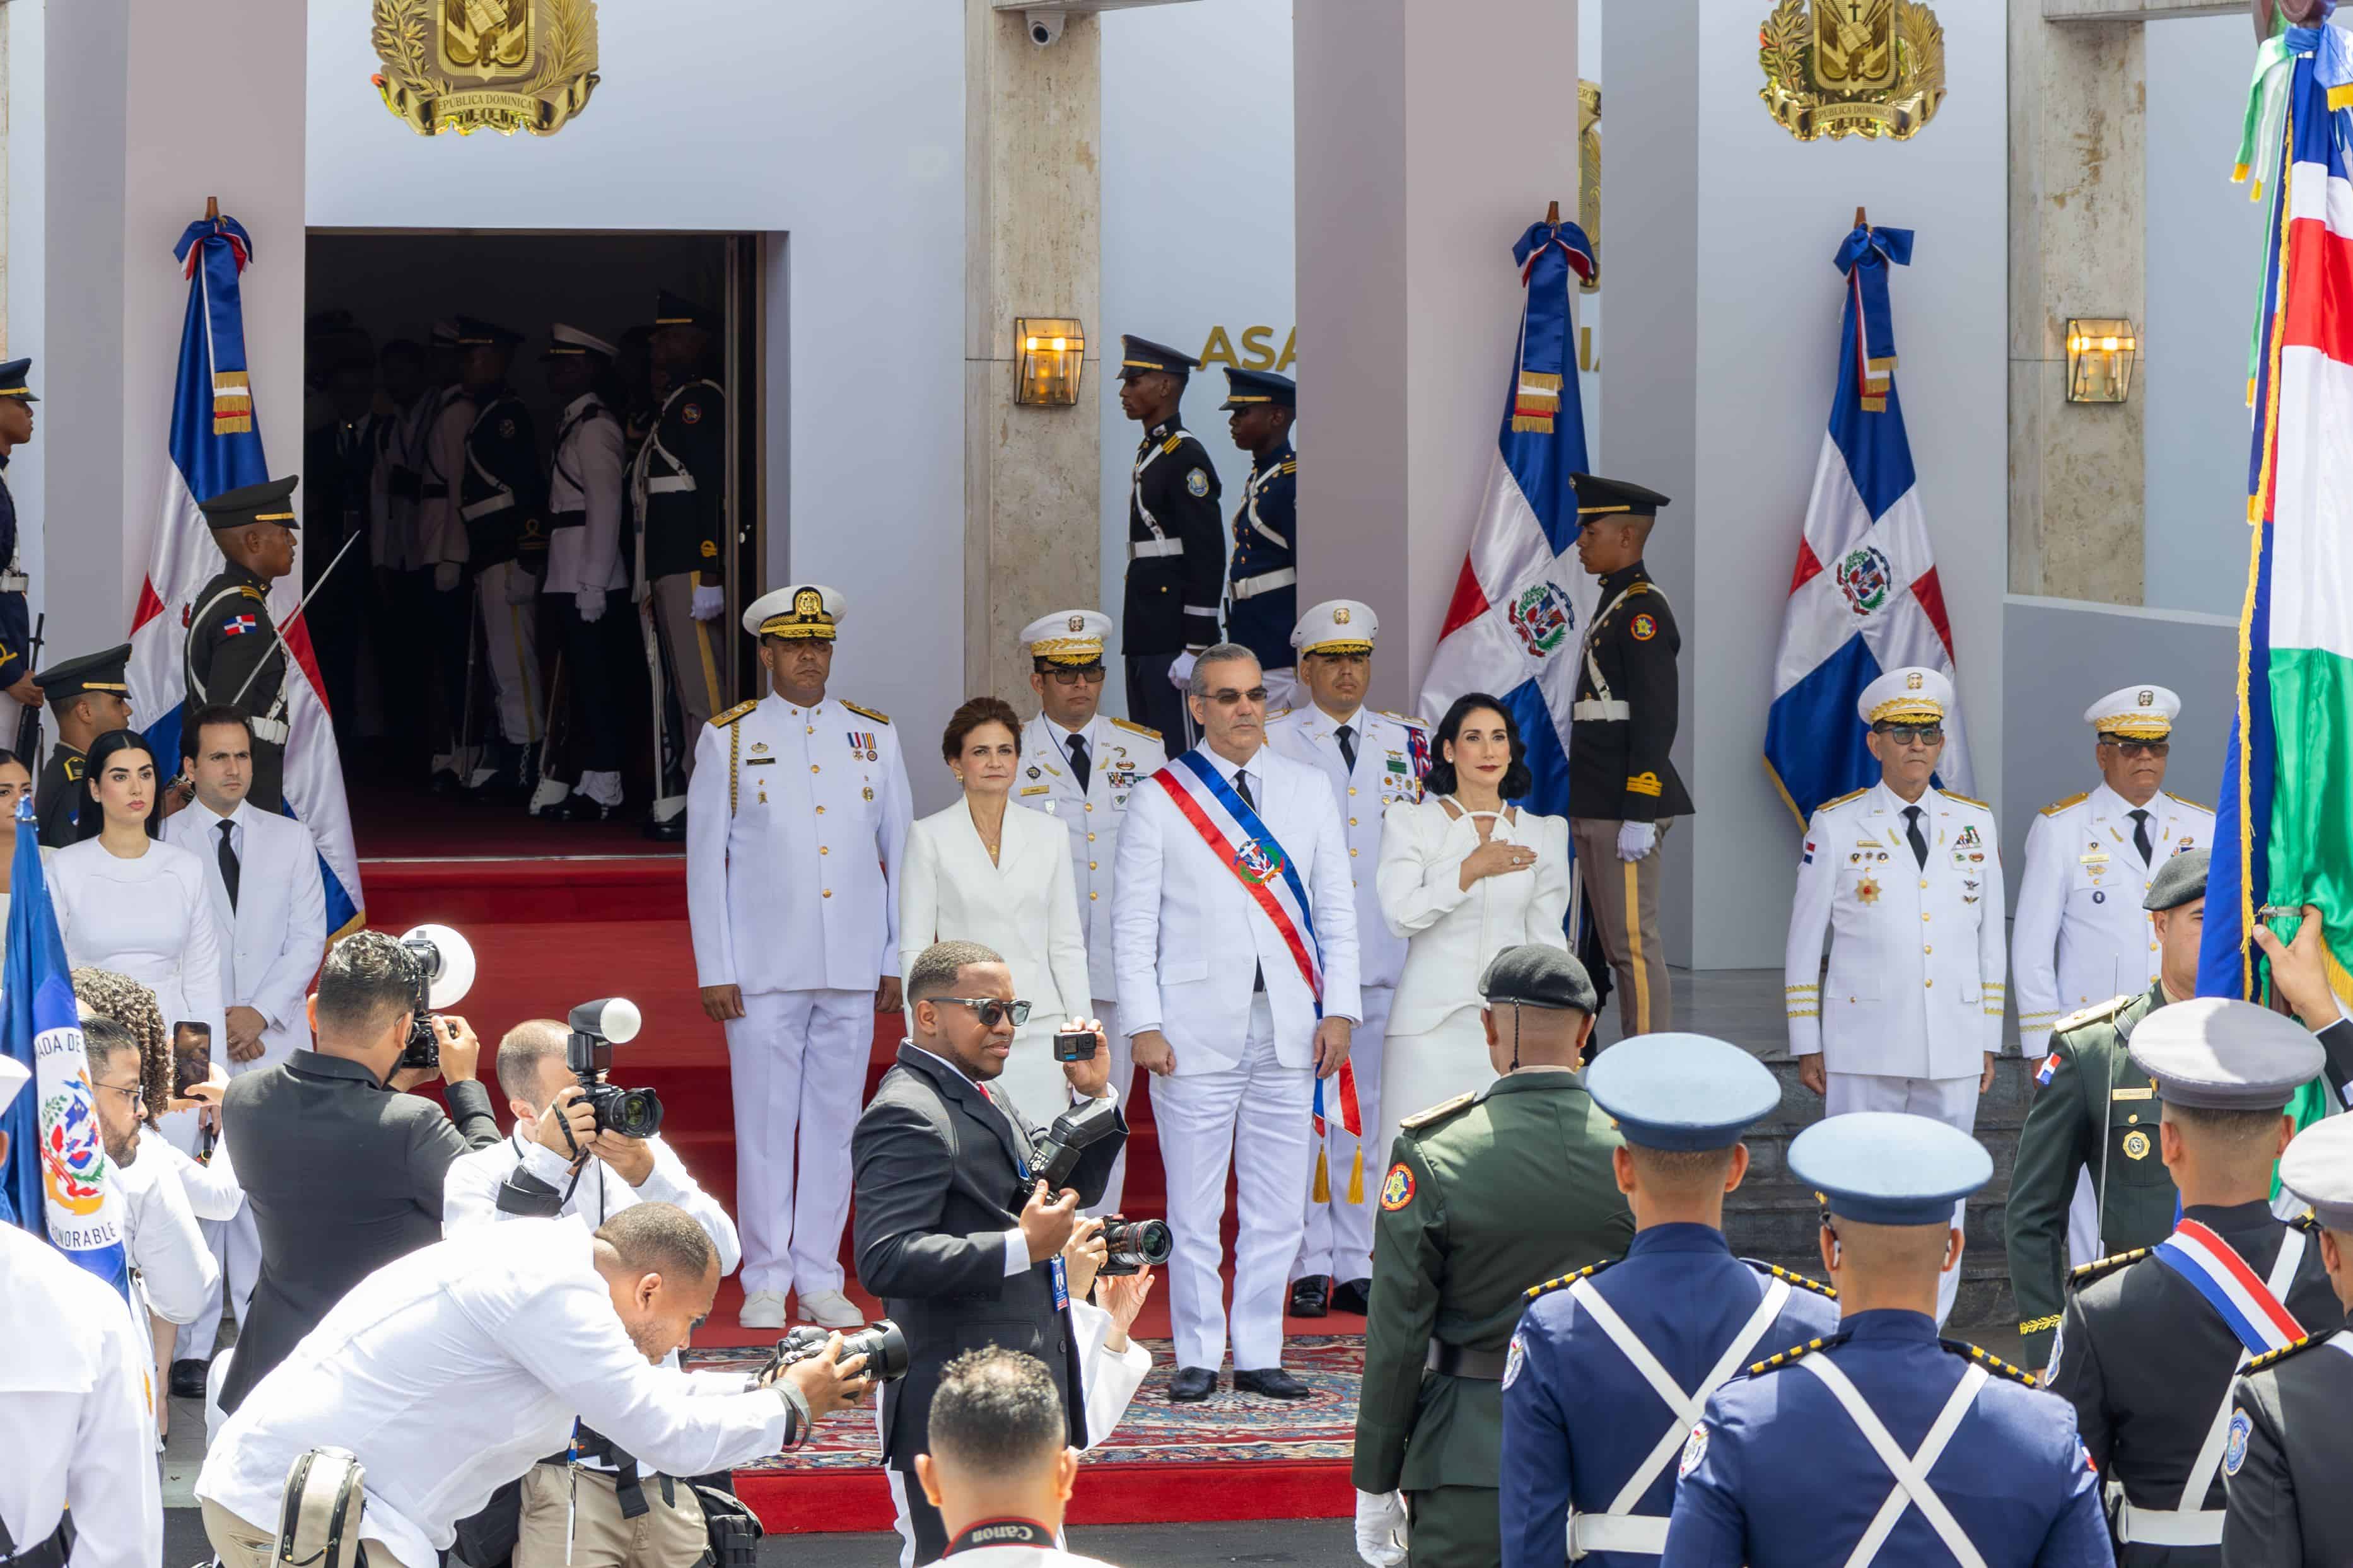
[[195, 796, 247, 831], [1044, 714, 1093, 745], [1200, 742, 1263, 784], [2091, 781, 2157, 818], [907, 1041, 984, 1093], [1874, 779, 1934, 816]]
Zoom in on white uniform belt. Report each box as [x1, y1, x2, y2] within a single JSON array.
[[646, 475, 696, 495], [249, 716, 289, 745], [2111, 1499, 2222, 1547], [1231, 567, 1296, 600], [1130, 538, 1184, 559], [460, 493, 515, 521], [0, 572, 26, 593], [1568, 1516, 1667, 1557], [1572, 699, 1630, 721]]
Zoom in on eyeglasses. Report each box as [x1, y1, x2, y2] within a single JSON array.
[[934, 997, 1032, 1029], [93, 1080, 145, 1108], [1876, 724, 1944, 747], [1205, 687, 1268, 707], [1046, 667, 1107, 687], [2101, 739, 2169, 758]]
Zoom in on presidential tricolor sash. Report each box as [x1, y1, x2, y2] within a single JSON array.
[[2152, 1219, 2305, 1356]]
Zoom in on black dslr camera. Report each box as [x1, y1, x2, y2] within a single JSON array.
[[568, 998, 664, 1140], [1008, 1095, 1123, 1210], [1097, 1217, 1172, 1277], [756, 1321, 911, 1386], [395, 926, 472, 1070]]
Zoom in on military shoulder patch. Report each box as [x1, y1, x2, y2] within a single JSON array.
[[1815, 786, 1870, 813], [1264, 706, 1292, 722], [1524, 1257, 1617, 1301], [2053, 994, 2134, 1035], [1742, 1258, 1837, 1299], [2246, 1327, 2338, 1374], [1379, 1162, 1416, 1211], [2040, 791, 2091, 818], [62, 757, 83, 781], [2068, 1248, 2149, 1289], [1379, 710, 1430, 731], [840, 700, 892, 726], [1399, 1092, 1478, 1132], [239, 585, 267, 601], [1186, 468, 1210, 498], [1943, 1339, 2038, 1387], [1108, 716, 1162, 741], [2164, 791, 2212, 813], [1744, 1332, 1846, 1379], [709, 700, 758, 729], [1940, 791, 1992, 811]]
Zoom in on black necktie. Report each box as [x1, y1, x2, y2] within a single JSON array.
[[217, 819, 241, 911], [2130, 808, 2153, 866], [1068, 733, 1091, 794], [1903, 805, 1927, 869], [1336, 723, 1358, 774], [1235, 770, 1264, 992]]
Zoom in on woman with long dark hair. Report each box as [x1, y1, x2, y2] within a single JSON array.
[[1373, 693, 1571, 1158]]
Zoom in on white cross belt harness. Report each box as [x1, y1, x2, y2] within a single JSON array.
[[1562, 1275, 1792, 1559], [1231, 567, 1295, 600], [1801, 1354, 1992, 1568], [1130, 537, 1184, 559]]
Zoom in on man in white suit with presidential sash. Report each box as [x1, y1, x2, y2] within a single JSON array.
[[1114, 642, 1360, 1403]]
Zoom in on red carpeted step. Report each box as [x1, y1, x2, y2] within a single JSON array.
[[732, 1458, 1352, 1533]]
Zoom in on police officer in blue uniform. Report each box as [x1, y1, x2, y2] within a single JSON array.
[[1499, 1035, 1840, 1566], [1117, 336, 1223, 748], [1220, 368, 1298, 712], [0, 359, 42, 739], [1666, 1112, 2112, 1566]]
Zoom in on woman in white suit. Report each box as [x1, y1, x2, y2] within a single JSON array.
[[1375, 694, 1571, 1161], [901, 697, 1094, 1126]]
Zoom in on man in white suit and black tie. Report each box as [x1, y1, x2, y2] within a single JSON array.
[[162, 702, 329, 1398], [1113, 642, 1360, 1402]]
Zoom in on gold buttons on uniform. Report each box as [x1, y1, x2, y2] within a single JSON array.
[[1090, 891, 1099, 901], [1087, 832, 1096, 842], [817, 806, 826, 815], [1350, 847, 1359, 857], [1348, 786, 1358, 797], [822, 890, 832, 898], [1089, 861, 1098, 870], [1925, 979, 1934, 989], [2128, 1113, 2140, 1124], [811, 765, 820, 774], [1085, 803, 1094, 813], [820, 846, 829, 856], [1919, 880, 1928, 890], [1922, 914, 1931, 922], [1350, 817, 1358, 827], [1924, 945, 1932, 955]]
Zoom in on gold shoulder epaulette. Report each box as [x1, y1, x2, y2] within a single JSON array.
[[2247, 1328, 2338, 1374], [1941, 791, 1992, 810], [1109, 716, 1162, 741], [841, 700, 892, 725], [2068, 1248, 2149, 1289], [62, 757, 83, 781], [2040, 791, 2090, 817], [1946, 1340, 2038, 1387], [1524, 1257, 1617, 1301], [2165, 791, 2212, 813], [240, 585, 268, 601], [1161, 434, 1184, 455], [1746, 1335, 1838, 1378], [2053, 994, 2134, 1034], [1266, 706, 1292, 722], [709, 700, 757, 729], [1379, 709, 1429, 729], [1400, 1092, 1478, 1132], [1744, 1258, 1838, 1299], [2292, 1208, 2322, 1234], [1816, 787, 1870, 813]]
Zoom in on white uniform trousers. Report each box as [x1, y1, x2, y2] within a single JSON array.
[[1152, 995, 1315, 1372], [474, 560, 544, 747], [726, 987, 873, 1298], [1292, 983, 1391, 1285], [189, 1207, 261, 1352], [1080, 1001, 1132, 1219], [1823, 1071, 1981, 1328], [2068, 1172, 2100, 1268]]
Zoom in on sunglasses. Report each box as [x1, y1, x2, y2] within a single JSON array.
[[1205, 687, 1268, 707], [2101, 739, 2169, 758], [1047, 667, 1107, 687], [1876, 724, 1944, 747], [935, 997, 1032, 1029]]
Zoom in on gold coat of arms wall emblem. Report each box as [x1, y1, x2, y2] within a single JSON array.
[[1758, 0, 1945, 142], [371, 0, 600, 136]]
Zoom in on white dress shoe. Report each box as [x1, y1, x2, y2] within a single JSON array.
[[739, 1289, 787, 1330], [796, 1289, 865, 1330]]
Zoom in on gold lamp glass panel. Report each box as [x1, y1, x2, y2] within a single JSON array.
[[2064, 317, 2139, 405], [1015, 317, 1087, 407]]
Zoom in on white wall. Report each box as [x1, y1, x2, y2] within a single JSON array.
[[1578, 0, 1602, 462], [8, 1, 45, 624], [304, 0, 964, 781]]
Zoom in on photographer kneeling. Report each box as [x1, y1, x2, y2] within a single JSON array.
[[196, 1204, 871, 1568]]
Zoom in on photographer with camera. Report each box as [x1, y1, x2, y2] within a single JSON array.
[[196, 1205, 875, 1568], [853, 939, 1128, 1565], [216, 927, 501, 1415]]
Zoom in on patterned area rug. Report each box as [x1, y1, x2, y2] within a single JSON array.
[[690, 1335, 1364, 1471]]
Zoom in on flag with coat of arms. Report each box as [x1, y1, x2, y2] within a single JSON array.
[[126, 212, 364, 937], [1763, 221, 1974, 825], [1419, 218, 1598, 820]]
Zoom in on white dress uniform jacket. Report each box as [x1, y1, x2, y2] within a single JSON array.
[[541, 392, 627, 597], [118, 1124, 238, 1327], [196, 1221, 791, 1568], [442, 1129, 744, 1275], [2012, 784, 2212, 1051], [0, 1222, 163, 1568], [1013, 713, 1166, 1002], [415, 386, 474, 569], [687, 692, 914, 994], [1264, 705, 1425, 990], [163, 799, 328, 1073], [1784, 782, 2008, 1081], [1111, 742, 1364, 1069]]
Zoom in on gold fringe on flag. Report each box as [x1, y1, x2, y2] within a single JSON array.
[[1512, 371, 1563, 434], [1313, 1149, 1331, 1204], [213, 371, 254, 435], [1346, 1149, 1364, 1206]]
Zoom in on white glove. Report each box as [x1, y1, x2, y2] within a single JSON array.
[[690, 584, 725, 621], [1167, 649, 1200, 690], [575, 588, 607, 624], [1616, 820, 1657, 862], [1353, 1490, 1408, 1568], [433, 561, 460, 593]]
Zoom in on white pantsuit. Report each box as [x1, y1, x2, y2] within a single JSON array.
[[899, 799, 1092, 1129], [688, 690, 913, 1300], [1111, 742, 1360, 1373]]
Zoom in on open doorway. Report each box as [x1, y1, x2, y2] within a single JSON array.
[[302, 229, 764, 855]]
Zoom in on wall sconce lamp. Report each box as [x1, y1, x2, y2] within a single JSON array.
[[2065, 318, 2139, 404], [1015, 318, 1086, 407]]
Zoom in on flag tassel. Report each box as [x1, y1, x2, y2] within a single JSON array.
[[1312, 1149, 1331, 1204]]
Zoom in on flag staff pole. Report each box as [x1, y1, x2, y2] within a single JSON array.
[[206, 196, 218, 221], [1855, 205, 1867, 229], [1545, 200, 1560, 224]]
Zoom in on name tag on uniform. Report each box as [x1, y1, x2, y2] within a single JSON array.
[[745, 757, 776, 767], [2112, 1087, 2154, 1101], [1019, 785, 1050, 796]]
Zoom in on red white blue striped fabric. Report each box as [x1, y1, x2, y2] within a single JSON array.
[[2152, 1219, 2305, 1355], [1152, 751, 1324, 1001]]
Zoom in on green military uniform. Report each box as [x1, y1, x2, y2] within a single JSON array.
[[1352, 1074, 1633, 1566], [2004, 985, 2180, 1368]]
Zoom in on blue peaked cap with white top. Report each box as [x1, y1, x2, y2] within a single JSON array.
[[1789, 1112, 1991, 1226]]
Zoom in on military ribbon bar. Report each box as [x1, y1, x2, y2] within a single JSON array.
[[2152, 1219, 2304, 1356]]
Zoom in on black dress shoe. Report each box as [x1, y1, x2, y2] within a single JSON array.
[[169, 1358, 208, 1400], [1290, 1277, 1330, 1317], [642, 813, 687, 842], [1232, 1367, 1312, 1400], [1329, 1278, 1372, 1316], [429, 769, 464, 797], [546, 793, 617, 822], [1167, 1365, 1218, 1403]]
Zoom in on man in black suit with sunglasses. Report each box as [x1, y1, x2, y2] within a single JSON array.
[[852, 939, 1126, 1565]]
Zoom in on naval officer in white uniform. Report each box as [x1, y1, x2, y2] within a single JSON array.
[[1784, 666, 2006, 1326], [1263, 598, 1427, 1320], [688, 583, 912, 1332], [1013, 610, 1165, 1216]]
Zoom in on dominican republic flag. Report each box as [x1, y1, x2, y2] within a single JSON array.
[[1420, 219, 1597, 821], [1762, 223, 1974, 825], [1, 798, 131, 1301], [126, 214, 365, 939], [2201, 21, 2353, 1139]]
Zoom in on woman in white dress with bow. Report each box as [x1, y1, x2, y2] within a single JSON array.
[[901, 697, 1094, 1127], [1375, 694, 1572, 1161]]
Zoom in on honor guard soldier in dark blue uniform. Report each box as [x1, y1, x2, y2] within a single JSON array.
[[1117, 335, 1223, 748], [2047, 997, 2335, 1564], [1500, 1035, 1840, 1567], [1220, 367, 1299, 711], [185, 479, 299, 813], [31, 645, 134, 849], [452, 317, 546, 802], [0, 359, 43, 736], [1667, 1112, 2111, 1566]]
